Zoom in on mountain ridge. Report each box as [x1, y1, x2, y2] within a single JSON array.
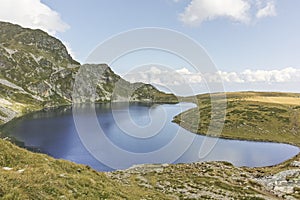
[[0, 21, 177, 124]]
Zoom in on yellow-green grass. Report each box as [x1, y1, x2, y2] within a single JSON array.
[[0, 138, 173, 200], [174, 92, 300, 147], [244, 96, 300, 106]]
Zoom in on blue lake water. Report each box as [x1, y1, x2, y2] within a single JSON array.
[[1, 103, 299, 171]]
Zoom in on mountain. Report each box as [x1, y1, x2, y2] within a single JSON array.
[[72, 63, 178, 103], [0, 21, 177, 124]]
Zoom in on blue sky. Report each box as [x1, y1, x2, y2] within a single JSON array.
[[0, 0, 300, 93], [39, 0, 300, 72]]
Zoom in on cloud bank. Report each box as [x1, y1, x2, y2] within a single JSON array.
[[179, 0, 277, 26], [0, 0, 69, 35], [124, 67, 300, 86]]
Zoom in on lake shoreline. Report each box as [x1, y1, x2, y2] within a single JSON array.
[[1, 99, 300, 160], [1, 101, 299, 170]]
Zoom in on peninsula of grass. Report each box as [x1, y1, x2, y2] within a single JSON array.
[[174, 91, 300, 147]]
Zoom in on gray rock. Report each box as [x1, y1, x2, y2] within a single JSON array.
[[256, 169, 300, 198], [290, 161, 300, 167]]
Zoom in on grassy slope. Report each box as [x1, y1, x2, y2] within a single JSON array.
[[174, 91, 300, 147], [108, 162, 280, 200], [0, 139, 171, 200], [0, 138, 285, 200]]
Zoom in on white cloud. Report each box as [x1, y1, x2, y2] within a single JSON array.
[[0, 0, 76, 59], [0, 0, 69, 35], [179, 0, 277, 26], [217, 71, 244, 83], [179, 0, 251, 26], [123, 67, 300, 86], [176, 67, 192, 74], [241, 68, 300, 82], [256, 1, 276, 18], [124, 66, 189, 86]]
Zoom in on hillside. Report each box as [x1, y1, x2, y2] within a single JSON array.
[[174, 91, 300, 146], [0, 138, 170, 199], [0, 22, 177, 124]]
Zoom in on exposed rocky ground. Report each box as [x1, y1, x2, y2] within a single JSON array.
[[107, 157, 300, 200], [256, 162, 300, 199]]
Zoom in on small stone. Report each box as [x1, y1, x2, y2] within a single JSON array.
[[290, 161, 300, 167], [273, 186, 294, 194], [17, 169, 25, 173], [3, 167, 13, 171]]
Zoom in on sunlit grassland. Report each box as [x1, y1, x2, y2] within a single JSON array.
[[174, 91, 300, 146]]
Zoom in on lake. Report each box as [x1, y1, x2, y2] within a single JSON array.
[[1, 103, 299, 171]]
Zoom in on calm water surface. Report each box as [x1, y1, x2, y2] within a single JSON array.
[[1, 103, 299, 171]]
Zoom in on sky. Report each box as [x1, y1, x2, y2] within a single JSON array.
[[0, 0, 299, 94]]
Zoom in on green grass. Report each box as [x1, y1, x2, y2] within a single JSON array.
[[0, 138, 172, 200], [174, 91, 300, 147]]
